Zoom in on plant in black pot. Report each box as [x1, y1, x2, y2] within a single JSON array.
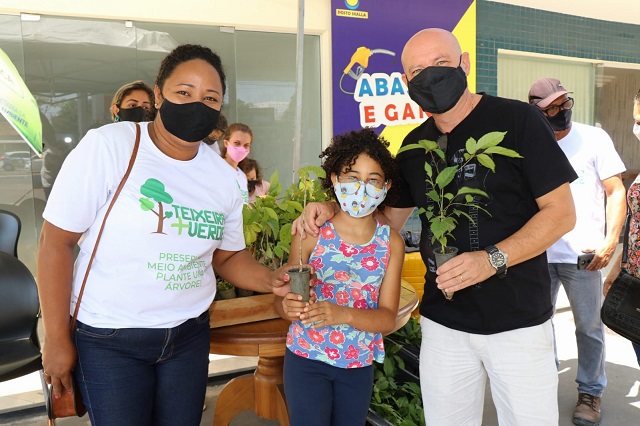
[[396, 131, 521, 300]]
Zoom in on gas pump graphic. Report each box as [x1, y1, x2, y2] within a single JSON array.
[[339, 46, 395, 94]]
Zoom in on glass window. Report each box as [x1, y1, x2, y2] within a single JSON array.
[[0, 14, 322, 275]]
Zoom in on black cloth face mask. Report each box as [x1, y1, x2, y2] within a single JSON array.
[[247, 179, 259, 193], [408, 64, 468, 114], [116, 106, 150, 123], [546, 109, 572, 131], [159, 98, 220, 142]]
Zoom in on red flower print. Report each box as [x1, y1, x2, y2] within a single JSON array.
[[321, 226, 335, 240], [359, 243, 376, 254], [293, 350, 309, 358], [320, 284, 334, 299], [382, 251, 390, 267], [361, 256, 380, 271], [291, 323, 304, 336], [336, 290, 350, 306], [313, 245, 325, 257], [374, 338, 384, 352], [366, 353, 374, 364], [286, 334, 293, 345], [347, 361, 364, 368], [325, 347, 341, 360], [353, 299, 368, 310], [350, 288, 363, 300], [362, 284, 376, 293], [329, 330, 345, 345], [344, 344, 360, 360], [308, 329, 325, 344], [310, 257, 324, 270], [297, 338, 311, 350], [339, 242, 358, 257], [334, 271, 350, 282]]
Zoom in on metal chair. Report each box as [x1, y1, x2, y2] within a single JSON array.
[[0, 252, 49, 416], [0, 209, 21, 257]]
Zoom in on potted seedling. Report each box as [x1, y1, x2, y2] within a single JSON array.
[[216, 279, 237, 300], [397, 131, 522, 300], [287, 168, 316, 302]]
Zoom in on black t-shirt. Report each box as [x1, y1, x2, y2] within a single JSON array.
[[393, 94, 577, 334]]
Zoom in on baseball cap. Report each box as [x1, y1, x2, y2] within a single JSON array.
[[528, 78, 572, 109]]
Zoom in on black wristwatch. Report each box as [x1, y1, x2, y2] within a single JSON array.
[[484, 245, 508, 279]]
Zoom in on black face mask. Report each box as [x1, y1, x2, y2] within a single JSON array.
[[546, 109, 572, 131], [408, 65, 468, 114], [116, 106, 151, 123], [159, 99, 220, 142]]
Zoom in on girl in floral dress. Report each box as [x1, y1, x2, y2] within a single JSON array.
[[278, 128, 405, 426]]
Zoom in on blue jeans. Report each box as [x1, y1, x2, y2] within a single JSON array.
[[73, 311, 210, 426], [549, 264, 606, 396], [283, 349, 373, 426]]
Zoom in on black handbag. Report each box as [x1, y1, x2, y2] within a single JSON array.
[[601, 212, 640, 345]]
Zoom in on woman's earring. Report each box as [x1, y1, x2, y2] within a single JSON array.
[[114, 115, 120, 122]]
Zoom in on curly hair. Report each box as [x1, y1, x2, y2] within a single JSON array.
[[110, 80, 155, 121], [155, 44, 226, 96], [320, 127, 399, 206]]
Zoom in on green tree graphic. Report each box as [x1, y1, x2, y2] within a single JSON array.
[[139, 178, 174, 234]]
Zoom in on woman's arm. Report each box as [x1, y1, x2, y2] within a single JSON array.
[[37, 220, 83, 399], [302, 228, 404, 334]]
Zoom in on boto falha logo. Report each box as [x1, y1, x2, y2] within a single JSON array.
[[345, 0, 360, 10]]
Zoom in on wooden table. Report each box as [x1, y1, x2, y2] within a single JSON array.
[[209, 280, 418, 426]]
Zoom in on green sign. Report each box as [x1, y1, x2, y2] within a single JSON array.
[[0, 48, 42, 154]]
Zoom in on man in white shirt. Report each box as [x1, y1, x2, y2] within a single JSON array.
[[529, 78, 627, 426]]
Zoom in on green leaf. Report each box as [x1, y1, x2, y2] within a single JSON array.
[[477, 153, 496, 172], [476, 131, 506, 149], [435, 166, 457, 188], [457, 186, 489, 198], [426, 189, 439, 203], [139, 197, 154, 211], [424, 161, 433, 178], [265, 207, 278, 221], [465, 137, 478, 155], [483, 146, 523, 158], [396, 143, 424, 155]]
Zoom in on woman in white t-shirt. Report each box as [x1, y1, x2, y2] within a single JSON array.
[[220, 122, 252, 204], [37, 44, 307, 426]]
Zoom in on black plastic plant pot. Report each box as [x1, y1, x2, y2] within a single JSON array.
[[288, 267, 311, 302]]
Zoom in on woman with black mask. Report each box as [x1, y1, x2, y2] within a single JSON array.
[[110, 80, 156, 123], [37, 44, 307, 426]]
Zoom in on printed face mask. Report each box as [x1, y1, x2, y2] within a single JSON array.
[[116, 106, 150, 123], [226, 144, 250, 163], [546, 109, 572, 131], [159, 98, 220, 142], [334, 181, 387, 218], [408, 64, 468, 114]]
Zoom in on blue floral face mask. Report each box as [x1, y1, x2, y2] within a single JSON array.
[[334, 180, 387, 218]]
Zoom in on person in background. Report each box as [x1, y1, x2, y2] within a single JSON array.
[[293, 28, 577, 425], [528, 77, 626, 426], [239, 158, 270, 203], [110, 80, 155, 123], [37, 44, 303, 426], [221, 122, 252, 204], [39, 111, 69, 200], [277, 127, 404, 426], [203, 113, 228, 155], [605, 88, 640, 367]]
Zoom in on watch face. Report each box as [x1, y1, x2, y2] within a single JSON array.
[[490, 252, 506, 267]]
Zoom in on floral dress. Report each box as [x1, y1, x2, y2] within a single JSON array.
[[626, 176, 640, 278], [286, 220, 391, 368]]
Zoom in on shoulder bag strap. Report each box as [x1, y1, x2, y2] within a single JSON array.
[[69, 122, 141, 333], [622, 209, 631, 265]]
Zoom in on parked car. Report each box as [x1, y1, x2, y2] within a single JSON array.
[[0, 151, 32, 171]]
